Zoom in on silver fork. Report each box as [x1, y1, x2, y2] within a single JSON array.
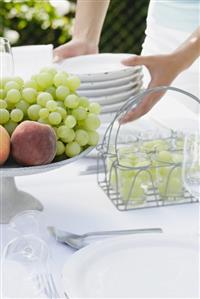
[[35, 273, 60, 298], [48, 226, 163, 249]]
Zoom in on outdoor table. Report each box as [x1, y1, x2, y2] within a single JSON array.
[[0, 48, 199, 297]]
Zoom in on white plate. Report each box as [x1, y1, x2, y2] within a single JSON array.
[[56, 53, 141, 82], [89, 83, 142, 106], [78, 80, 142, 97], [79, 72, 143, 90], [62, 234, 199, 298]]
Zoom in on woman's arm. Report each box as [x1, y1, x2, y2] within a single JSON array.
[[120, 27, 200, 124], [54, 0, 110, 61]]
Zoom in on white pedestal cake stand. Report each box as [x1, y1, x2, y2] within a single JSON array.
[[0, 147, 93, 224]]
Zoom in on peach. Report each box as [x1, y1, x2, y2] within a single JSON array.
[[11, 121, 56, 166], [0, 125, 10, 165]]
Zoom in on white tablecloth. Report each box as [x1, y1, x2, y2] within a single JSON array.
[[1, 46, 199, 297], [9, 159, 200, 295]]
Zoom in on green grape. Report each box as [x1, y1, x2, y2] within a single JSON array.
[[57, 125, 75, 142], [57, 101, 65, 108], [52, 127, 58, 140], [0, 109, 10, 124], [53, 72, 68, 87], [27, 104, 41, 120], [38, 118, 49, 124], [40, 67, 57, 76], [157, 150, 173, 163], [24, 80, 38, 90], [154, 140, 169, 151], [0, 78, 5, 88], [64, 94, 79, 109], [22, 88, 37, 104], [56, 140, 65, 156], [13, 76, 24, 88], [64, 115, 76, 128], [172, 153, 183, 164], [37, 92, 53, 107], [39, 108, 49, 119], [66, 76, 81, 91], [0, 89, 6, 99], [0, 99, 7, 109], [0, 77, 11, 88], [36, 72, 53, 89], [10, 108, 24, 122], [84, 113, 101, 130], [5, 81, 20, 91], [6, 89, 21, 104], [72, 107, 87, 120], [134, 160, 150, 168], [4, 120, 18, 135], [121, 178, 144, 202], [45, 86, 56, 98], [31, 75, 37, 81], [158, 165, 183, 197], [75, 129, 89, 146], [56, 107, 67, 119], [46, 100, 57, 112], [48, 112, 62, 125], [56, 86, 70, 101], [87, 130, 99, 146], [65, 141, 81, 158], [6, 100, 15, 111], [79, 97, 89, 108], [88, 102, 101, 114], [77, 120, 85, 128], [16, 100, 29, 115]]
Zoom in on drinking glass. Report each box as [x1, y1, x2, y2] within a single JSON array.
[[2, 235, 49, 298], [0, 37, 14, 77], [183, 132, 200, 199]]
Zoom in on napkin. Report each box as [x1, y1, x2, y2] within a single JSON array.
[[12, 44, 53, 80]]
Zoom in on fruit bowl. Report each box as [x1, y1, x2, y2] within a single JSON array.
[[0, 146, 93, 224]]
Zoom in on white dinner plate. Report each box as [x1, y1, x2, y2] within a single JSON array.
[[79, 72, 143, 90], [56, 53, 141, 82], [89, 83, 142, 106], [62, 234, 199, 298], [78, 80, 142, 97]]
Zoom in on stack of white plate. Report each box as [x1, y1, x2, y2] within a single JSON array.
[[56, 54, 143, 122]]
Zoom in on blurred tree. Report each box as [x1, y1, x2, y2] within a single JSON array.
[[100, 0, 150, 54], [0, 0, 149, 54], [0, 0, 75, 46]]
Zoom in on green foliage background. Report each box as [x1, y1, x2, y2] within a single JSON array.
[[0, 0, 149, 54]]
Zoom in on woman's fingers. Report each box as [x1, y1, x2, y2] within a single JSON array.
[[122, 55, 152, 67], [119, 80, 165, 124], [53, 40, 99, 62]]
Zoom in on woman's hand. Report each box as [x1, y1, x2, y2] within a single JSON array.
[[120, 53, 183, 124], [120, 27, 200, 124], [53, 39, 98, 62]]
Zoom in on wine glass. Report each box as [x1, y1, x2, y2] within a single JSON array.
[[183, 132, 200, 199], [10, 210, 47, 239], [0, 37, 14, 77], [2, 235, 50, 298]]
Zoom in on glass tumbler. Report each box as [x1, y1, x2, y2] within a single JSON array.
[[0, 37, 14, 78]]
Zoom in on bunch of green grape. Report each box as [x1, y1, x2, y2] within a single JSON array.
[[0, 67, 101, 158], [106, 137, 184, 203]]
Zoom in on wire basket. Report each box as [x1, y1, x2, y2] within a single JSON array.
[[97, 86, 200, 211]]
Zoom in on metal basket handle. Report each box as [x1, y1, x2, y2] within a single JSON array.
[[99, 85, 200, 155]]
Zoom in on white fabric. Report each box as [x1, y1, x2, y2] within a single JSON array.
[[141, 1, 200, 126], [147, 0, 200, 32], [1, 160, 198, 297], [12, 45, 53, 80]]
